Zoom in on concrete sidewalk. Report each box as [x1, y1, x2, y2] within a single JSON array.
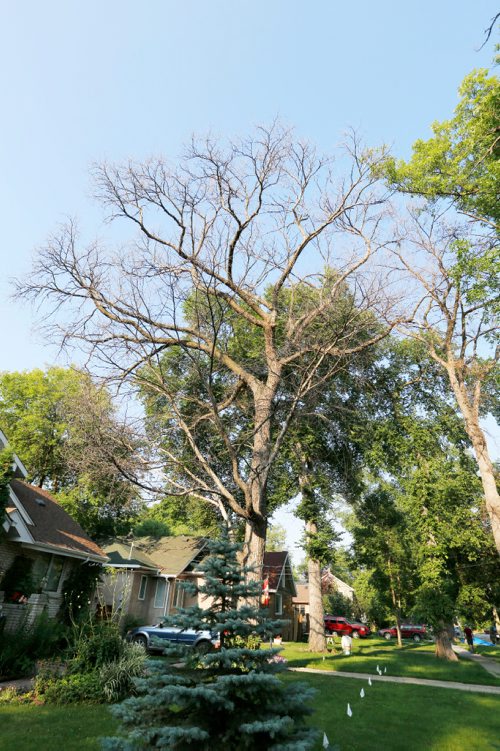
[[288, 667, 500, 695], [452, 644, 500, 679]]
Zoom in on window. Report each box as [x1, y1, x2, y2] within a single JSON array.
[[138, 576, 147, 601], [275, 593, 283, 615], [46, 557, 64, 591], [154, 579, 167, 609], [32, 554, 64, 592], [174, 582, 185, 609]]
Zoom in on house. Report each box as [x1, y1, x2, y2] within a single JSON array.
[[291, 573, 356, 641], [101, 536, 209, 625], [102, 539, 298, 640], [0, 429, 108, 633], [321, 568, 355, 600], [262, 551, 296, 641]]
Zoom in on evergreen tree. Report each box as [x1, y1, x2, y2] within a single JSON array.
[[103, 535, 317, 751]]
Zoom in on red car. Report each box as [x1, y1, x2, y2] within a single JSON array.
[[378, 624, 427, 642], [324, 615, 371, 639]]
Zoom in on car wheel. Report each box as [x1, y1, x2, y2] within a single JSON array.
[[133, 635, 148, 649], [195, 640, 212, 654], [384, 632, 392, 640], [413, 634, 421, 643], [352, 631, 360, 639]]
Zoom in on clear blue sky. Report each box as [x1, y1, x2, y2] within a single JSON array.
[[0, 1, 498, 553]]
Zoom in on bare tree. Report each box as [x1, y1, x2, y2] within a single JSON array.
[[19, 124, 400, 578], [393, 210, 500, 554]]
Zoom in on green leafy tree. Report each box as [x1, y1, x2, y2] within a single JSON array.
[[103, 535, 317, 750], [382, 68, 500, 554], [354, 340, 498, 659], [384, 69, 500, 228], [0, 367, 142, 539]]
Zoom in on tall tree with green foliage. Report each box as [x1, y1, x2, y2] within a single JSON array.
[[103, 535, 317, 750], [0, 367, 142, 539], [382, 68, 500, 554], [353, 340, 498, 659]]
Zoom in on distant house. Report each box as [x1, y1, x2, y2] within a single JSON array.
[[292, 573, 356, 641], [101, 536, 209, 625], [321, 568, 355, 601], [0, 429, 107, 633], [262, 551, 296, 641]]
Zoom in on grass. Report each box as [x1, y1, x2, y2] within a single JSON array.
[[283, 672, 500, 751], [474, 645, 500, 663], [0, 704, 117, 751], [281, 638, 500, 686], [1, 674, 499, 751]]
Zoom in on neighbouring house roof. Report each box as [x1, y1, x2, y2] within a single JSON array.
[[9, 479, 107, 562], [263, 551, 297, 596], [104, 541, 160, 571], [103, 536, 207, 577], [292, 583, 309, 605]]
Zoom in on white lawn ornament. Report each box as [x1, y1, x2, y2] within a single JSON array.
[[360, 688, 365, 698], [384, 667, 387, 674], [323, 732, 330, 749], [368, 677, 372, 686], [347, 703, 353, 717]]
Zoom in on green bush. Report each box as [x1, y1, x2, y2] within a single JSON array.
[[70, 620, 125, 672], [40, 672, 104, 704], [0, 611, 66, 680]]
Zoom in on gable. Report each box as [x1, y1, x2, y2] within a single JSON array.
[[9, 479, 107, 562]]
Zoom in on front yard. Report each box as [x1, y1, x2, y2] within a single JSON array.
[[281, 638, 500, 686], [1, 672, 500, 751]]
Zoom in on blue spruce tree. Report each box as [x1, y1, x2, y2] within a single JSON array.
[[103, 534, 317, 750]]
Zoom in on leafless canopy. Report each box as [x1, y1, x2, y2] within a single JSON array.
[[18, 124, 401, 568]]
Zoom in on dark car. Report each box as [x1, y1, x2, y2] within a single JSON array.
[[126, 621, 220, 653], [378, 624, 427, 642], [324, 615, 371, 639]]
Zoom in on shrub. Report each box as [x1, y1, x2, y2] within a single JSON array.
[[0, 611, 66, 680], [99, 643, 147, 702], [70, 620, 125, 672], [40, 671, 104, 704]]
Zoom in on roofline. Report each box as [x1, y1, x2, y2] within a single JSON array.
[[105, 563, 160, 574], [9, 486, 34, 528], [0, 429, 28, 478], [21, 541, 108, 564]]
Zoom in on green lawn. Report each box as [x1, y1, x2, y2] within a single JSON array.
[[283, 672, 500, 751], [282, 639, 500, 686], [1, 674, 500, 751], [474, 645, 500, 663], [0, 704, 117, 751]]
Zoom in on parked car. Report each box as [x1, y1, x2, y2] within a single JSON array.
[[324, 615, 371, 639], [126, 621, 220, 653], [378, 624, 427, 642]]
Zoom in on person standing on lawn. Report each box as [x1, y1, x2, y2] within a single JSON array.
[[490, 623, 498, 646], [464, 625, 474, 653]]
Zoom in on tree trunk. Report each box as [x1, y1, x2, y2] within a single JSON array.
[[307, 521, 326, 652], [447, 367, 500, 555], [434, 624, 458, 661], [387, 559, 403, 647], [243, 515, 267, 578]]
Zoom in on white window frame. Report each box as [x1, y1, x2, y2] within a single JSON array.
[[138, 575, 147, 601], [275, 592, 283, 615]]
